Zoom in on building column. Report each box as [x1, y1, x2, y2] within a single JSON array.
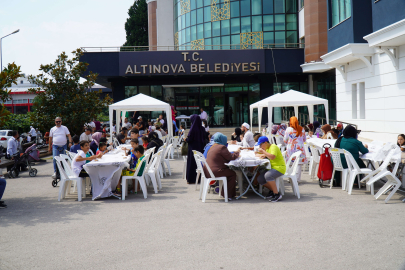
[[304, 0, 328, 62], [147, 0, 157, 51]]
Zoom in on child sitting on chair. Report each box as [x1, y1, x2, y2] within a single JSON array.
[[96, 142, 108, 155], [72, 141, 103, 177], [117, 142, 145, 194]]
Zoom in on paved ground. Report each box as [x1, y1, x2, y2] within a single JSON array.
[[1, 156, 405, 270]]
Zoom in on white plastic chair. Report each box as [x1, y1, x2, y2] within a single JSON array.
[[277, 151, 301, 199], [345, 151, 374, 195], [171, 136, 180, 158], [162, 144, 173, 176], [303, 143, 312, 173], [330, 148, 349, 190], [362, 149, 401, 203], [88, 149, 94, 156], [60, 153, 73, 167], [192, 150, 207, 194], [194, 150, 228, 203], [326, 132, 333, 139], [144, 149, 163, 193], [66, 151, 76, 164], [121, 153, 150, 200], [55, 156, 85, 202], [309, 144, 320, 180]]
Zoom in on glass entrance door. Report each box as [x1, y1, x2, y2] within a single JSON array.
[[225, 93, 249, 127], [175, 94, 200, 116]]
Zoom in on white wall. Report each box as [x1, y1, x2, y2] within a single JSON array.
[[299, 7, 305, 39], [157, 0, 174, 49], [336, 45, 405, 142]]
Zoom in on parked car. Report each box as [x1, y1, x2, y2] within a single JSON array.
[[0, 130, 23, 151]]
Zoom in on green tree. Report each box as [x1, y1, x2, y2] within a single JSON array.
[[123, 0, 148, 48], [0, 62, 22, 126], [28, 49, 113, 136]]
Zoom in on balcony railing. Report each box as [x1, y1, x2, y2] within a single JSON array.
[[81, 43, 304, 52]]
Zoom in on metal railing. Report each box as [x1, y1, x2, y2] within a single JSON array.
[[80, 43, 304, 52]]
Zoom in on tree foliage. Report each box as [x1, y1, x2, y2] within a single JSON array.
[[0, 62, 22, 126], [0, 62, 22, 102], [28, 49, 113, 136], [2, 113, 32, 133], [123, 0, 148, 47]]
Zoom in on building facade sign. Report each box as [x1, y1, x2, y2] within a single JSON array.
[[119, 50, 265, 76]]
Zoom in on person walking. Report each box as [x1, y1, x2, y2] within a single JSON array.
[[199, 108, 208, 121], [29, 126, 37, 142], [48, 117, 72, 179], [186, 115, 207, 184]]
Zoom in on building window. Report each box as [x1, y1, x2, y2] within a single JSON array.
[[351, 83, 357, 119], [331, 0, 351, 27], [359, 82, 365, 119], [20, 80, 23, 84]]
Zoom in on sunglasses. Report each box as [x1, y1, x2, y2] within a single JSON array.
[[55, 121, 61, 123]]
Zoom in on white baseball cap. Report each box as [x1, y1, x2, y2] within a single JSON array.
[[138, 116, 142, 119], [242, 123, 250, 129]]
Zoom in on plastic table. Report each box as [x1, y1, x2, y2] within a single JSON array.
[[226, 149, 270, 200], [84, 147, 131, 200]]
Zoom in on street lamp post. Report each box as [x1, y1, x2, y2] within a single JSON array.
[[0, 29, 20, 72]]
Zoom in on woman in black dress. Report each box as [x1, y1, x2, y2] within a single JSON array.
[[147, 132, 163, 153], [186, 115, 207, 184]]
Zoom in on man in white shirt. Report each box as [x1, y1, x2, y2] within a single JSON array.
[[48, 117, 72, 178], [29, 126, 37, 141], [200, 108, 208, 121], [80, 128, 93, 142], [123, 117, 132, 129], [231, 123, 255, 147]]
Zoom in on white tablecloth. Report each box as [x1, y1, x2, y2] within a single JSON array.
[[84, 149, 130, 200], [307, 138, 337, 152], [175, 115, 190, 120], [360, 141, 402, 163], [226, 149, 269, 167]]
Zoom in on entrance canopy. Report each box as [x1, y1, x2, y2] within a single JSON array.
[[267, 90, 329, 132], [250, 93, 280, 132], [109, 93, 173, 138]]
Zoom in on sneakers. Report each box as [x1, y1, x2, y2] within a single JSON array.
[[265, 190, 275, 199], [51, 173, 56, 179], [269, 193, 282, 202], [0, 201, 7, 208]]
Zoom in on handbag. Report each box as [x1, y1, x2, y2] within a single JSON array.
[[317, 143, 334, 187], [181, 141, 189, 156]]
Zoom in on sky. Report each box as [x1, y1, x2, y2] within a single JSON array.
[[0, 0, 135, 76]]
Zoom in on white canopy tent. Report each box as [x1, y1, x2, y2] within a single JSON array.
[[109, 93, 173, 139], [267, 89, 329, 132], [249, 93, 280, 132]]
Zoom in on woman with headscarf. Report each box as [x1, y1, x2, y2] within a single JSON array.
[[186, 115, 207, 184], [313, 121, 323, 137], [203, 133, 240, 200], [335, 125, 368, 170], [283, 116, 307, 182], [147, 131, 163, 153], [90, 132, 102, 155], [320, 124, 337, 139], [271, 125, 279, 135], [231, 128, 242, 142]]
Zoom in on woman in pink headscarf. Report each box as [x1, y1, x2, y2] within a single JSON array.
[[90, 132, 102, 155]]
